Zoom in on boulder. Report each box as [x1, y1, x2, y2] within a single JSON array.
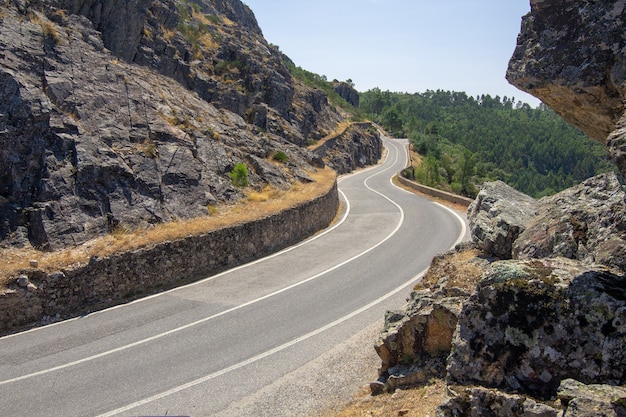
[[558, 379, 626, 417], [373, 244, 487, 392], [507, 0, 626, 178], [467, 181, 538, 259], [436, 386, 559, 417], [333, 81, 360, 107], [446, 258, 626, 399], [513, 172, 626, 274]]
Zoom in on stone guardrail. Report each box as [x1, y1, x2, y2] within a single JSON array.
[[0, 182, 339, 334], [397, 175, 474, 207]]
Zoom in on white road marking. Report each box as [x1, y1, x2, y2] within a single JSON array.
[[97, 137, 467, 417], [96, 262, 428, 417], [0, 141, 404, 386], [4, 137, 467, 417]]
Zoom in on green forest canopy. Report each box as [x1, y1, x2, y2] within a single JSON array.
[[360, 89, 614, 198]]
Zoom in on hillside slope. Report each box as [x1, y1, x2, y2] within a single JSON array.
[[0, 0, 379, 250]]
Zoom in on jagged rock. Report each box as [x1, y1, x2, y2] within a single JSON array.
[[467, 181, 538, 259], [446, 258, 626, 399], [333, 81, 360, 107], [558, 379, 626, 417], [313, 123, 382, 174], [16, 276, 30, 288], [513, 172, 626, 274], [376, 296, 461, 377], [507, 0, 626, 178], [373, 244, 487, 392], [0, 1, 380, 249], [436, 386, 559, 417]]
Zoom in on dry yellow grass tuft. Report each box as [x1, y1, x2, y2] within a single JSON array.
[[308, 121, 353, 151], [416, 247, 483, 292], [0, 167, 336, 288], [318, 378, 446, 417], [198, 33, 219, 50], [40, 20, 61, 43], [245, 185, 285, 203]]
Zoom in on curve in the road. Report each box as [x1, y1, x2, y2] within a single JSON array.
[[0, 137, 468, 417], [0, 137, 423, 387]]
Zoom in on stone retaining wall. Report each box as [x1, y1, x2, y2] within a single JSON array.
[[0, 182, 339, 335], [397, 176, 474, 207]]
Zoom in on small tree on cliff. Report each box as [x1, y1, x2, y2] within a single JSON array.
[[229, 162, 249, 187]]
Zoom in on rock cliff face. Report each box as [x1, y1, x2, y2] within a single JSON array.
[[371, 1, 626, 415], [374, 174, 626, 416], [507, 0, 626, 178], [313, 123, 382, 175], [333, 81, 360, 108], [0, 0, 379, 250]]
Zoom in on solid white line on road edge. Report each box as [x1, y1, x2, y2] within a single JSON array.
[[434, 201, 469, 249], [0, 129, 394, 342], [95, 264, 428, 417], [0, 185, 353, 342], [383, 136, 469, 249], [0, 150, 404, 386], [98, 137, 445, 417]]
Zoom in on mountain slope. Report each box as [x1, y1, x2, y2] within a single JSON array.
[[0, 0, 377, 250]]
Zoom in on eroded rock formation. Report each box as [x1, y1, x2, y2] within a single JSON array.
[[0, 0, 381, 250], [507, 0, 626, 178], [513, 172, 626, 273], [313, 123, 382, 175], [374, 173, 626, 416], [467, 181, 537, 259]]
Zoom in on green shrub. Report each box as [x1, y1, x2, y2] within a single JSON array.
[[273, 151, 288, 163], [229, 162, 249, 187]]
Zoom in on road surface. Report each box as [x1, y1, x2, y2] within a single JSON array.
[[0, 136, 467, 416]]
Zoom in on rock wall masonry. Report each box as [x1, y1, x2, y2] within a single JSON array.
[[0, 182, 339, 334]]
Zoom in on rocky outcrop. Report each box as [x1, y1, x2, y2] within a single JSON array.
[[468, 173, 626, 274], [447, 258, 626, 398], [437, 378, 626, 417], [373, 243, 487, 394], [313, 123, 382, 174], [513, 172, 626, 274], [333, 81, 359, 107], [467, 181, 538, 259], [507, 0, 626, 178], [374, 174, 626, 416], [558, 379, 626, 417], [0, 1, 378, 250]]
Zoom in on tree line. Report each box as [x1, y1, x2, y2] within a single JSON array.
[[360, 89, 614, 198]]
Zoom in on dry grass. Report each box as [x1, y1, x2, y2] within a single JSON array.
[[318, 378, 446, 417], [40, 20, 61, 43], [417, 247, 483, 292], [198, 32, 219, 50], [308, 121, 353, 150], [220, 16, 236, 26], [0, 167, 336, 288]]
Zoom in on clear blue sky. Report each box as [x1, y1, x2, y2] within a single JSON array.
[[243, 0, 541, 106]]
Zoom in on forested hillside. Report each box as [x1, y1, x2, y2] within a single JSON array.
[[360, 89, 614, 197]]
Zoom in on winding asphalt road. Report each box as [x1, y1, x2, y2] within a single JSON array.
[[0, 135, 467, 417]]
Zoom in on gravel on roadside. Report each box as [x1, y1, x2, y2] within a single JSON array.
[[214, 319, 383, 417]]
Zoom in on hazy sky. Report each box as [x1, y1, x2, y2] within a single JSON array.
[[243, 0, 541, 105]]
